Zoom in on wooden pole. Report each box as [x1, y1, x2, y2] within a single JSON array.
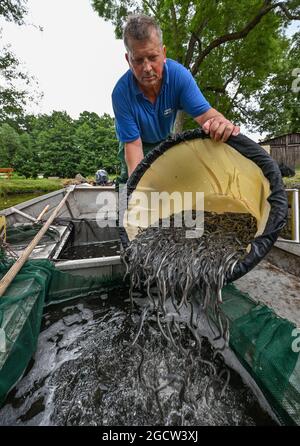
[[36, 205, 50, 221], [11, 204, 50, 223], [0, 187, 74, 297], [11, 207, 37, 223]]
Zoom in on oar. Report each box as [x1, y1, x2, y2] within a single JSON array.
[[0, 187, 75, 297]]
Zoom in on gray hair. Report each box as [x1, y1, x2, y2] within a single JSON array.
[[123, 14, 163, 51]]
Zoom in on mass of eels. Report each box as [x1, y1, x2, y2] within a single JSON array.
[[122, 211, 257, 350]]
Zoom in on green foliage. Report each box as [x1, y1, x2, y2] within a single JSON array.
[[251, 32, 300, 137], [0, 39, 29, 125], [0, 123, 22, 166], [74, 112, 119, 175], [92, 0, 300, 133], [13, 132, 40, 178], [32, 111, 78, 178], [0, 0, 28, 25], [0, 178, 63, 197], [0, 110, 120, 178], [0, 1, 40, 126]]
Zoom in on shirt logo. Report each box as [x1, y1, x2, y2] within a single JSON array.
[[163, 108, 174, 117]]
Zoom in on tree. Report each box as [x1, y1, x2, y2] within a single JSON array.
[[0, 0, 28, 24], [251, 32, 300, 137], [32, 111, 78, 178], [0, 0, 39, 127], [74, 112, 119, 176], [74, 120, 99, 175], [0, 40, 29, 124], [0, 122, 22, 167], [92, 0, 300, 133], [22, 111, 120, 178], [13, 132, 40, 177]]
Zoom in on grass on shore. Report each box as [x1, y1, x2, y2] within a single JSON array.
[[0, 174, 117, 210], [0, 178, 64, 197], [0, 178, 65, 210]]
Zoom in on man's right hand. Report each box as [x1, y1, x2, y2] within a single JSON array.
[[195, 108, 240, 143], [125, 138, 144, 177]]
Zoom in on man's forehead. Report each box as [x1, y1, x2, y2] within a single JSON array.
[[127, 32, 163, 55]]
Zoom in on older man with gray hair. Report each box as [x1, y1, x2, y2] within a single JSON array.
[[112, 14, 240, 182]]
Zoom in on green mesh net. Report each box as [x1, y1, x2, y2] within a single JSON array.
[[222, 285, 300, 426], [6, 224, 61, 248], [0, 259, 124, 408]]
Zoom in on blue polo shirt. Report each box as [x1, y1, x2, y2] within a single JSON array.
[[112, 58, 211, 144]]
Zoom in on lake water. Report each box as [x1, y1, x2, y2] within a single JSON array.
[[0, 193, 46, 211]]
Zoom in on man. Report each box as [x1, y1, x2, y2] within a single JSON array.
[[112, 14, 240, 182]]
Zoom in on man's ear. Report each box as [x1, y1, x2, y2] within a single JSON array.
[[163, 45, 167, 63], [125, 53, 129, 65]]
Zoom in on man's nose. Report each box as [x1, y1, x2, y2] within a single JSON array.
[[143, 58, 152, 72]]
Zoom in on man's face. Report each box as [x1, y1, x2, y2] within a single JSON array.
[[125, 30, 166, 90]]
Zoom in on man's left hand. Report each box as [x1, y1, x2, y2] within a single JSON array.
[[202, 116, 240, 142]]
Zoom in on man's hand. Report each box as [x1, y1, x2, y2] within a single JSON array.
[[195, 108, 240, 142], [202, 116, 240, 142]]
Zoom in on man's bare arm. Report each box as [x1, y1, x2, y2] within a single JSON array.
[[195, 108, 240, 142], [125, 138, 144, 177]]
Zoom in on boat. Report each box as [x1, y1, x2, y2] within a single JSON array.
[[0, 185, 299, 425]]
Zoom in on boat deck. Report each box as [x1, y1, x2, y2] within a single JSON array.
[[235, 259, 300, 327]]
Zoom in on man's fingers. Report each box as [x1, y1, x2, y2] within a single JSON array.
[[214, 123, 228, 142], [221, 124, 234, 142], [202, 118, 213, 134], [202, 119, 240, 142], [209, 119, 220, 139], [232, 125, 240, 136], [220, 124, 240, 141]]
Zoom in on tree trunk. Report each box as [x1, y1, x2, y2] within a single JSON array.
[[173, 110, 185, 135]]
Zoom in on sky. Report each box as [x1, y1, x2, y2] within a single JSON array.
[[1, 0, 128, 118], [0, 0, 299, 142]]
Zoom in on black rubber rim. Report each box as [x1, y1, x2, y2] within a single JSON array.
[[119, 129, 288, 284]]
